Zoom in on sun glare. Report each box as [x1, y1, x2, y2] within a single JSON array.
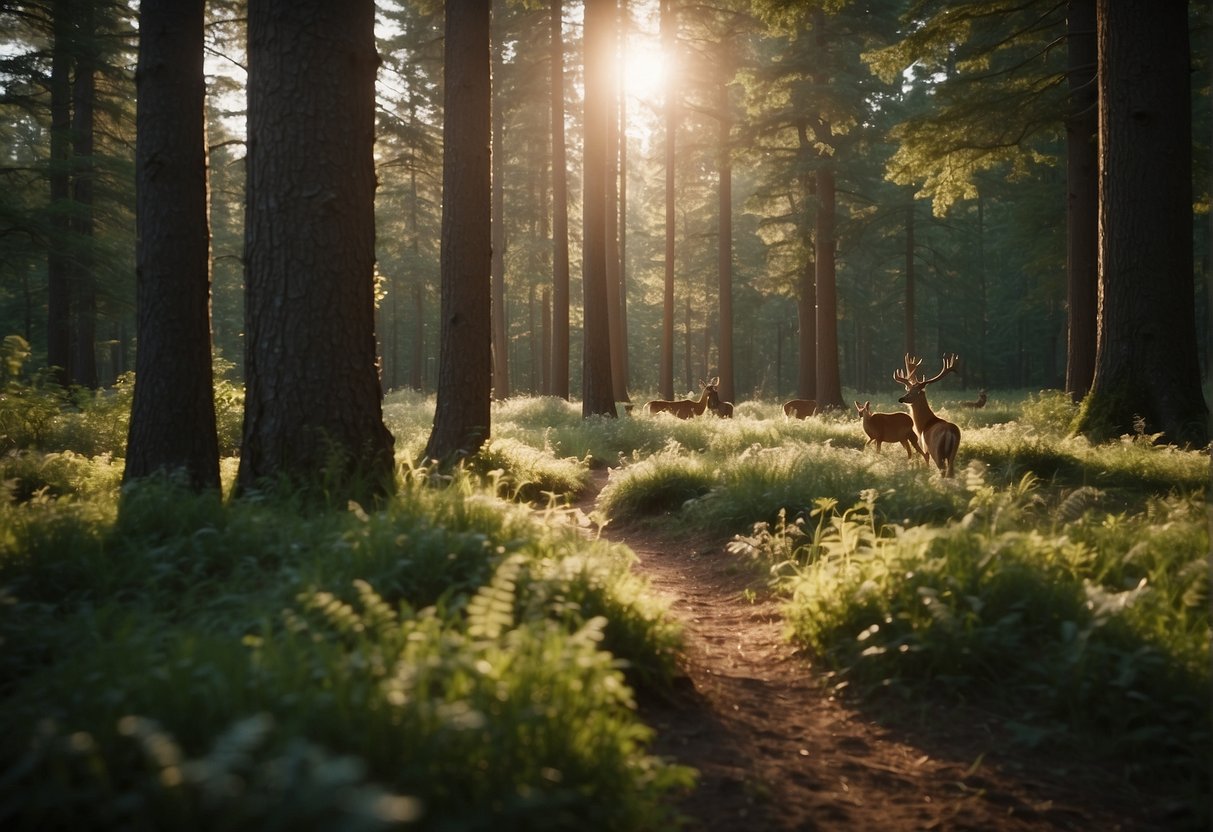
[[622, 44, 667, 103]]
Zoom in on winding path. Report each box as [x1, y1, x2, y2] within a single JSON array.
[[582, 469, 1167, 831]]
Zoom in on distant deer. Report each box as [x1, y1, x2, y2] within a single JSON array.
[[961, 389, 987, 409], [855, 401, 926, 461], [893, 354, 961, 478], [646, 377, 720, 419], [782, 399, 817, 419]]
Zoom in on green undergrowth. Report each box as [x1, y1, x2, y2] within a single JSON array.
[[2, 374, 1208, 829], [0, 468, 690, 831], [732, 478, 1209, 827]]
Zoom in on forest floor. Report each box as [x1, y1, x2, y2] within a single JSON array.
[[577, 468, 1182, 832]]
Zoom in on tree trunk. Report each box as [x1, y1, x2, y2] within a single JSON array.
[[717, 55, 735, 406], [797, 254, 816, 400], [124, 0, 219, 491], [815, 161, 842, 409], [795, 120, 816, 400], [618, 0, 631, 397], [47, 0, 72, 387], [659, 0, 676, 400], [71, 0, 97, 389], [1075, 0, 1208, 446], [550, 0, 571, 399], [425, 0, 494, 460], [904, 192, 916, 356], [581, 0, 617, 417], [604, 0, 628, 403], [541, 286, 551, 394], [240, 0, 396, 496], [410, 282, 424, 390], [490, 13, 510, 399], [1064, 0, 1098, 401]]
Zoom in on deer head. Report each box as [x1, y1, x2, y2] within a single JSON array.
[[894, 353, 957, 405]]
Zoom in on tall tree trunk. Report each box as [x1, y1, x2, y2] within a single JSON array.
[[541, 287, 551, 394], [904, 192, 916, 356], [814, 164, 841, 409], [797, 254, 815, 399], [659, 0, 676, 400], [124, 0, 219, 491], [47, 0, 72, 387], [1064, 0, 1098, 401], [408, 162, 424, 391], [617, 0, 631, 397], [550, 0, 571, 399], [240, 0, 396, 496], [812, 11, 842, 411], [581, 0, 617, 417], [795, 122, 815, 400], [1075, 0, 1208, 446], [490, 13, 510, 399], [604, 0, 628, 402], [716, 53, 735, 406], [425, 0, 494, 460], [71, 0, 97, 389], [976, 190, 988, 387], [410, 282, 424, 390]]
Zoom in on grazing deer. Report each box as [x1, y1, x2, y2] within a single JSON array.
[[646, 377, 720, 419], [855, 401, 926, 461], [961, 389, 988, 409], [782, 399, 817, 419], [893, 354, 961, 478]]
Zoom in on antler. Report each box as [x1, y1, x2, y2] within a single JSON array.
[[921, 353, 959, 386], [893, 354, 923, 389]]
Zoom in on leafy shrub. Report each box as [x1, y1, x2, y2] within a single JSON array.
[[742, 485, 1210, 818]]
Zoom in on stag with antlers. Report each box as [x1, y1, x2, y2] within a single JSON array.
[[893, 354, 961, 477]]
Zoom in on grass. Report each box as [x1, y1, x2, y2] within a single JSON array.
[[0, 372, 1208, 829]]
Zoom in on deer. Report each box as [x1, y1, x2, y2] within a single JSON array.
[[711, 396, 734, 418], [782, 399, 817, 419], [961, 389, 988, 409], [646, 377, 720, 419], [893, 353, 961, 478], [855, 401, 926, 462]]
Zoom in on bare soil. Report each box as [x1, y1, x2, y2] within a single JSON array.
[[579, 469, 1184, 832]]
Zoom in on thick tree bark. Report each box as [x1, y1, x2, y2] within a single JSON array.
[[47, 0, 72, 387], [490, 15, 510, 399], [604, 0, 628, 403], [550, 0, 571, 400], [425, 0, 493, 461], [795, 122, 815, 400], [124, 0, 219, 491], [815, 163, 842, 409], [71, 0, 97, 390], [904, 193, 916, 357], [1064, 0, 1098, 401], [659, 0, 676, 401], [581, 0, 617, 417], [717, 58, 735, 406], [1075, 0, 1208, 446], [240, 0, 396, 495], [617, 0, 631, 398]]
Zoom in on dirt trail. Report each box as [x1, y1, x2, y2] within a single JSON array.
[[581, 469, 1170, 832]]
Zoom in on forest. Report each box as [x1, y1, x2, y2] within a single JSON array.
[[0, 0, 1210, 830]]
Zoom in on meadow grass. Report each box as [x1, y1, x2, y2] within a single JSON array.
[[1, 376, 1208, 829]]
